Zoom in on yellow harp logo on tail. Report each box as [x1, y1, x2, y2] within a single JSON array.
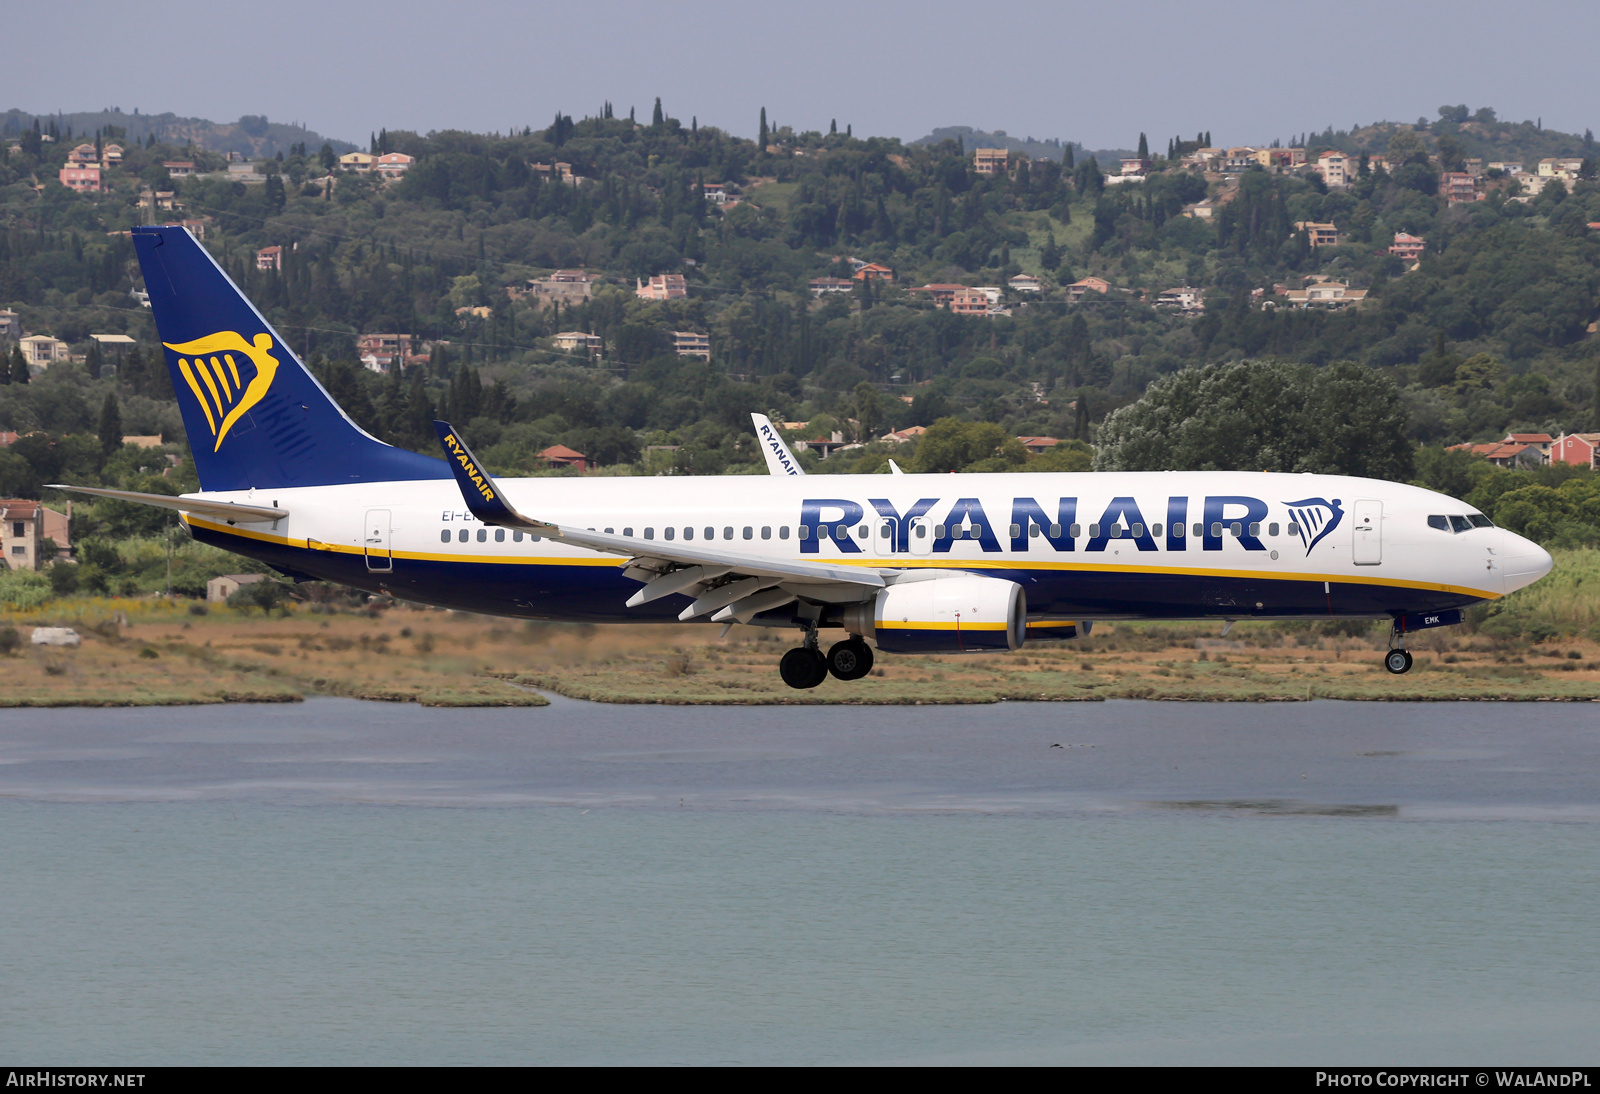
[[163, 332, 280, 451]]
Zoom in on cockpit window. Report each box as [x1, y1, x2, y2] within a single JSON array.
[[1430, 513, 1495, 534]]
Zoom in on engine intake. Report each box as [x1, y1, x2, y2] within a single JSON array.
[[842, 574, 1026, 654]]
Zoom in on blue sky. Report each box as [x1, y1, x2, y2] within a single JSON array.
[[10, 0, 1597, 147]]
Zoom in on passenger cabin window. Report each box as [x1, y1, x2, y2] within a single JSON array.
[[664, 528, 674, 541], [762, 526, 772, 540], [1152, 523, 1162, 538], [605, 527, 614, 534], [494, 529, 505, 542], [744, 527, 753, 540], [1132, 523, 1144, 538], [1172, 523, 1184, 538], [725, 527, 734, 540], [514, 531, 524, 542], [1287, 523, 1300, 538], [440, 530, 450, 543], [777, 526, 788, 540], [704, 527, 714, 540], [1229, 522, 1241, 537], [645, 527, 655, 540], [458, 529, 469, 542], [623, 527, 633, 537], [684, 527, 694, 541], [1089, 524, 1101, 538], [914, 524, 927, 539], [1050, 523, 1062, 538], [1211, 523, 1223, 538], [796, 526, 808, 540], [1268, 523, 1279, 537], [1193, 523, 1204, 538], [1248, 522, 1260, 537], [477, 529, 487, 542]]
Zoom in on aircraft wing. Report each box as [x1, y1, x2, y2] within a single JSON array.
[[751, 413, 805, 476], [46, 485, 288, 523], [434, 422, 885, 621]]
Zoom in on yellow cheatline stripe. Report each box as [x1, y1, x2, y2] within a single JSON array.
[[177, 359, 218, 436], [819, 554, 1500, 600], [183, 518, 1499, 599], [884, 620, 1008, 631], [1026, 620, 1079, 629]]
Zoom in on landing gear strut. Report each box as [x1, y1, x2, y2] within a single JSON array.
[[1384, 625, 1413, 675]]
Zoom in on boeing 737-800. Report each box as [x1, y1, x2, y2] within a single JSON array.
[[54, 226, 1554, 690]]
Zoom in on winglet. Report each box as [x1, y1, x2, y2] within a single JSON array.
[[433, 420, 555, 533], [752, 413, 805, 477]]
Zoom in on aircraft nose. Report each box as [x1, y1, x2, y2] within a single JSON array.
[[1500, 530, 1553, 594]]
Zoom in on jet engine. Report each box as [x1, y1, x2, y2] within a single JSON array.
[[839, 574, 1026, 654]]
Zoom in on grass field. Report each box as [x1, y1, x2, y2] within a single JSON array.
[[0, 548, 1593, 706]]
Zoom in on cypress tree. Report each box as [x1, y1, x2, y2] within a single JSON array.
[[85, 340, 102, 379], [759, 107, 768, 150], [1137, 132, 1148, 158], [1063, 144, 1074, 169], [652, 98, 664, 128], [10, 346, 29, 384], [99, 392, 123, 459]]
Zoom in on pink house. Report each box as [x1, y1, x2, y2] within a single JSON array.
[[58, 167, 101, 193], [1389, 232, 1425, 260], [1551, 433, 1600, 469]]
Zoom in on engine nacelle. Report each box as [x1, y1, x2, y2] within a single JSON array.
[[842, 574, 1026, 654]]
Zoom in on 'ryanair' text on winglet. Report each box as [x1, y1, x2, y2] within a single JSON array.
[[433, 420, 554, 534]]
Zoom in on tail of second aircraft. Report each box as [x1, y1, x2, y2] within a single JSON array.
[[133, 225, 448, 492]]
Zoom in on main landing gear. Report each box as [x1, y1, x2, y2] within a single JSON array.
[[1384, 624, 1414, 675], [778, 629, 874, 690]]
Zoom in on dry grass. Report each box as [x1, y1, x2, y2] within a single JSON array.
[[1, 596, 1596, 707]]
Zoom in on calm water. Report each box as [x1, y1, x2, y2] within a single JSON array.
[[1, 696, 1597, 1064]]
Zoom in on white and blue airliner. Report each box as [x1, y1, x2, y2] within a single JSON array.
[[54, 226, 1554, 689]]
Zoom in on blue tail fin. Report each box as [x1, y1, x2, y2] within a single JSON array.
[[133, 225, 448, 491]]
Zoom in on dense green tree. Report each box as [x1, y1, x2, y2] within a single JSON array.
[[97, 392, 122, 460], [1094, 360, 1413, 481]]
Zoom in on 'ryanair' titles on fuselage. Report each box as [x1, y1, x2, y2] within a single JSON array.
[[798, 495, 1342, 554]]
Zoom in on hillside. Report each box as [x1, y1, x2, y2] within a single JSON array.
[[0, 100, 1596, 567], [911, 125, 1129, 169], [0, 107, 356, 159]]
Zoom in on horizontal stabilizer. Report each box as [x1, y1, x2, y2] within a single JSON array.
[[47, 485, 287, 523]]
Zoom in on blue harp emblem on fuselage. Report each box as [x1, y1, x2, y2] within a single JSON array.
[[163, 331, 280, 451], [1284, 497, 1344, 554]]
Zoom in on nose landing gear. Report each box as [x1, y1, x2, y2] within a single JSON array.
[[1384, 623, 1414, 674]]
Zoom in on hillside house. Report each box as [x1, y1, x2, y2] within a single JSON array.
[[950, 288, 991, 316], [701, 183, 727, 204], [339, 152, 376, 172], [1120, 157, 1152, 176], [522, 270, 595, 301], [1017, 436, 1059, 455], [908, 283, 965, 306], [852, 263, 894, 283], [1552, 433, 1600, 470], [808, 277, 853, 294], [635, 274, 687, 300], [1279, 281, 1367, 309], [67, 143, 99, 165], [1296, 221, 1340, 248], [102, 143, 123, 167], [1007, 274, 1042, 293], [1066, 277, 1112, 302], [552, 331, 602, 353], [1389, 232, 1425, 261], [1314, 150, 1353, 188], [58, 167, 101, 193], [356, 333, 414, 371], [1442, 172, 1480, 204], [0, 310, 22, 340], [672, 331, 711, 359], [1, 500, 70, 571], [881, 426, 926, 445], [19, 335, 68, 367], [540, 445, 592, 471], [162, 161, 196, 177], [256, 245, 281, 271], [374, 152, 414, 178], [207, 573, 267, 602], [1447, 440, 1541, 468], [1503, 433, 1554, 461], [1156, 286, 1203, 311], [973, 148, 1011, 176]]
